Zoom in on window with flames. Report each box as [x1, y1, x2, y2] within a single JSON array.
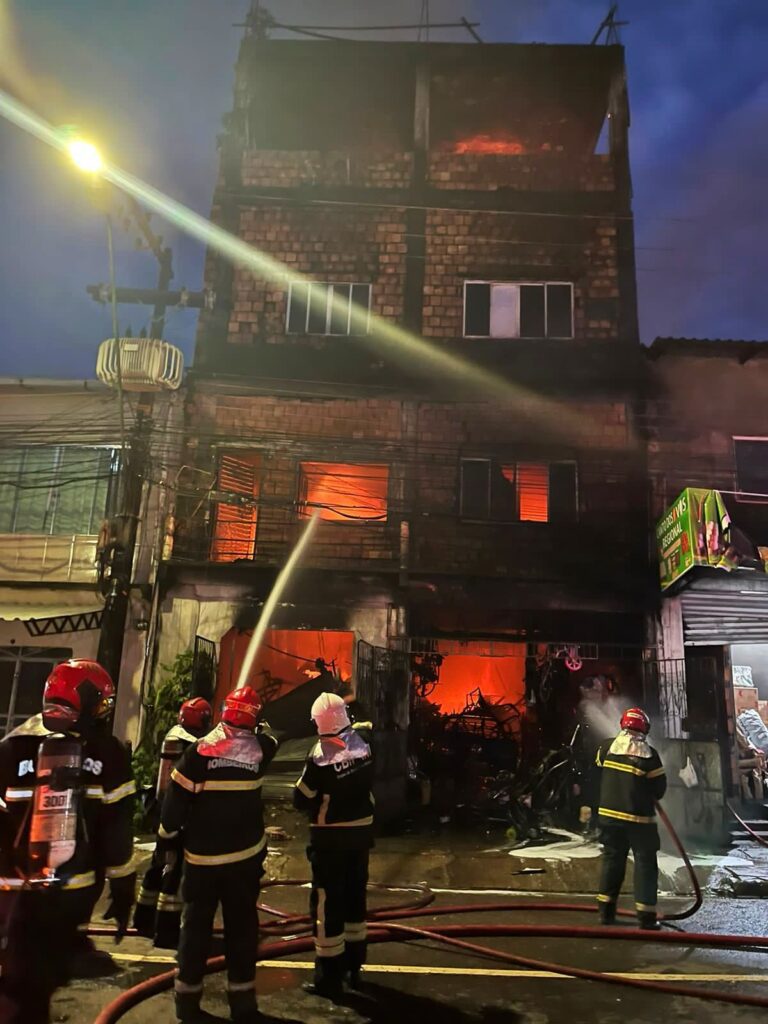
[[298, 463, 389, 522], [459, 459, 577, 524]]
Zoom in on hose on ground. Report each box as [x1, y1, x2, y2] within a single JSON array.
[[92, 921, 768, 1024], [89, 803, 724, 1023]]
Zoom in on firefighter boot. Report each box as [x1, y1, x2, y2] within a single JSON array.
[[227, 989, 260, 1023], [638, 911, 661, 931], [174, 992, 219, 1024], [598, 902, 616, 926]]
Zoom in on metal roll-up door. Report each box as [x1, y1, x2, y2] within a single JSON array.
[[682, 588, 768, 645]]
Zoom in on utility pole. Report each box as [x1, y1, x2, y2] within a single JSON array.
[[92, 196, 178, 695]]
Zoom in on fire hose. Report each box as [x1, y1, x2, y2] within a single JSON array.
[[91, 805, 766, 1023]]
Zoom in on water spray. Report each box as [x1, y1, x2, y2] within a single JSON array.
[[236, 512, 320, 691]]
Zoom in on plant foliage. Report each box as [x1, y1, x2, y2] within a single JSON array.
[[132, 650, 194, 798]]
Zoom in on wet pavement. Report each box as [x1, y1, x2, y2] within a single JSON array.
[[53, 889, 768, 1024]]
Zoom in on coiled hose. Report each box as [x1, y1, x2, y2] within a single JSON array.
[[92, 806, 765, 1023]]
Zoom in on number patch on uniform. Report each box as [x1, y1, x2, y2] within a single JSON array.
[[82, 758, 103, 776]]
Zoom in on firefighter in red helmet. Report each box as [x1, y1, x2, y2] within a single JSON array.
[[159, 686, 277, 1024], [0, 659, 136, 1024], [134, 697, 212, 947], [595, 707, 667, 929]]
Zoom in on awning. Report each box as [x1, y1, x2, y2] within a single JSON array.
[[0, 588, 104, 623]]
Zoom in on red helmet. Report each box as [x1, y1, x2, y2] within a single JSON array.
[[179, 697, 211, 733], [620, 707, 650, 735], [43, 659, 115, 730], [221, 686, 262, 730]]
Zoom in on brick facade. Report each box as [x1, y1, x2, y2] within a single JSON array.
[[179, 40, 643, 641]]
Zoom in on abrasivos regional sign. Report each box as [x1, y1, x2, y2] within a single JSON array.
[[655, 487, 706, 590]]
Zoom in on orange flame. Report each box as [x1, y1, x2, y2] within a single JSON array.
[[453, 134, 525, 155]]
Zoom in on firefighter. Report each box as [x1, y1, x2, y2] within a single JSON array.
[[0, 659, 136, 1024], [134, 697, 212, 947], [293, 692, 374, 1001], [595, 707, 667, 930], [159, 686, 277, 1024]]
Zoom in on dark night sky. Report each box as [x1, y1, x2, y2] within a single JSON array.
[[0, 0, 766, 379]]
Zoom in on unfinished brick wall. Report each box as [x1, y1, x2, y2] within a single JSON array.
[[428, 153, 614, 192], [410, 399, 637, 579], [241, 150, 414, 189], [645, 353, 768, 520], [178, 390, 639, 581], [422, 210, 620, 340], [226, 204, 407, 345]]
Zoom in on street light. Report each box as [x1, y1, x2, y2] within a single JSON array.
[[67, 139, 103, 174]]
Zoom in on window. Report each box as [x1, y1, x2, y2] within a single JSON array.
[[0, 446, 117, 536], [734, 438, 768, 503], [298, 463, 389, 522], [463, 282, 573, 339], [286, 282, 372, 336], [459, 459, 577, 523], [211, 452, 261, 562], [0, 648, 70, 736]]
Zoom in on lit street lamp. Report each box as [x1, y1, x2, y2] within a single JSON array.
[[67, 139, 103, 174]]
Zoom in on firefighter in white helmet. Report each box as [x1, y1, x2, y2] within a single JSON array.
[[293, 692, 374, 1001], [0, 659, 136, 1024]]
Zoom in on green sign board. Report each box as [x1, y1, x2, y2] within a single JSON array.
[[656, 487, 709, 590]]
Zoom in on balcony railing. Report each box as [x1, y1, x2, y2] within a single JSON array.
[[0, 534, 99, 584]]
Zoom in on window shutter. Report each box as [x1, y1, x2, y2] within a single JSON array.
[[549, 462, 578, 523], [212, 453, 261, 562], [460, 460, 491, 519], [517, 463, 549, 522]]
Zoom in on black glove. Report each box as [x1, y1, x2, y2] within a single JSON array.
[[103, 872, 136, 944]]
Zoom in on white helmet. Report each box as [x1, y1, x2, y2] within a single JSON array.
[[311, 692, 350, 735]]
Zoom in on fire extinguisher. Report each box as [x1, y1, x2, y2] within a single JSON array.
[[28, 734, 83, 881], [156, 735, 184, 801]]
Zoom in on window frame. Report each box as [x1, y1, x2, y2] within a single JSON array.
[[297, 460, 390, 525], [458, 456, 579, 524], [0, 444, 119, 537], [462, 280, 574, 340], [733, 436, 768, 504], [286, 281, 372, 337]]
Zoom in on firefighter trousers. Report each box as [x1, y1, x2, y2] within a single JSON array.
[[176, 857, 262, 1001], [0, 886, 94, 1024], [308, 846, 369, 985], [134, 842, 183, 948], [598, 823, 660, 914]]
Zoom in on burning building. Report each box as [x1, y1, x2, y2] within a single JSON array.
[[159, 30, 648, 814]]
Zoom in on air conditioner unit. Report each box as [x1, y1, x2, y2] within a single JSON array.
[[96, 338, 184, 392]]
